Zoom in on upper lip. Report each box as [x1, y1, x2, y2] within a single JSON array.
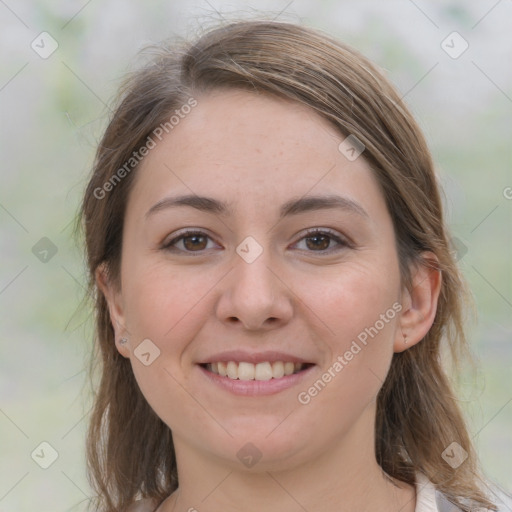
[[197, 350, 314, 365]]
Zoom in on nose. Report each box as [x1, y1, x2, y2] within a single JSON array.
[[215, 246, 294, 331]]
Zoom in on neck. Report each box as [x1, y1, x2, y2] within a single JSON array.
[[161, 464, 415, 512], [158, 407, 416, 512]]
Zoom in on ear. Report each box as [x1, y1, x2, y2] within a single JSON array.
[[394, 252, 442, 353], [95, 263, 131, 358]]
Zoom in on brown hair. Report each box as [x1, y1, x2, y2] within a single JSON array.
[[77, 18, 497, 512]]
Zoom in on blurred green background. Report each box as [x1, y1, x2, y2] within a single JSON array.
[[0, 1, 511, 510]]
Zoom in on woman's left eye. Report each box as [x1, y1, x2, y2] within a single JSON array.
[[292, 229, 350, 253], [162, 229, 350, 254]]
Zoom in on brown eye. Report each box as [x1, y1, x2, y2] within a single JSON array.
[[182, 234, 208, 251], [294, 229, 349, 253], [163, 230, 217, 253], [305, 233, 331, 251], [163, 228, 350, 255]]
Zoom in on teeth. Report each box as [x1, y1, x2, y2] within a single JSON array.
[[206, 361, 308, 380], [226, 361, 238, 379], [238, 362, 255, 380], [272, 361, 284, 378]]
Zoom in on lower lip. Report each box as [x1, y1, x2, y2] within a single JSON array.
[[197, 364, 316, 396]]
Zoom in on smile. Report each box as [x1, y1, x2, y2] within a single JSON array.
[[198, 361, 316, 396], [202, 361, 313, 381]]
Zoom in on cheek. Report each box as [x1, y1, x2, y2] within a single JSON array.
[[293, 271, 400, 433], [302, 257, 400, 334], [122, 259, 205, 341], [121, 261, 208, 427], [294, 256, 401, 381], [130, 359, 209, 442]]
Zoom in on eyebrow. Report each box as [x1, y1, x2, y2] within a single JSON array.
[[145, 193, 369, 220]]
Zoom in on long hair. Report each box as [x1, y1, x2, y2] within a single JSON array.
[[77, 19, 497, 511]]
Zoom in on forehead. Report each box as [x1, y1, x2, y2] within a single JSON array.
[[127, 89, 385, 221]]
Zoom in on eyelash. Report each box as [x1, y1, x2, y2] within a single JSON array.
[[162, 228, 351, 255]]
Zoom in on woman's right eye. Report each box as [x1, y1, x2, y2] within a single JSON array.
[[163, 230, 218, 253]]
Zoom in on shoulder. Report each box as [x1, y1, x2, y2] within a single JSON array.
[[434, 491, 465, 512], [415, 473, 457, 512], [436, 489, 512, 512], [483, 483, 512, 512], [416, 472, 512, 512]]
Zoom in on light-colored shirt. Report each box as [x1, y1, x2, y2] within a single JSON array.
[[415, 472, 461, 512], [415, 472, 512, 512]]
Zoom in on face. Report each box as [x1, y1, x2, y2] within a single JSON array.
[[102, 89, 409, 471]]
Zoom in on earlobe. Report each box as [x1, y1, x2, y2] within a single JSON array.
[[95, 264, 131, 358], [394, 252, 442, 353]]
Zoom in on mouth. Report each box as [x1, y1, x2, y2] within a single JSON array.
[[199, 361, 315, 381]]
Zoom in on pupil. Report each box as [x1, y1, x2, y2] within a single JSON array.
[[307, 235, 329, 250]]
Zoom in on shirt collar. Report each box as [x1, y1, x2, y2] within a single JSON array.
[[415, 472, 440, 512]]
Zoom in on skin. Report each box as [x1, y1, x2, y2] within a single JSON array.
[[97, 89, 441, 512]]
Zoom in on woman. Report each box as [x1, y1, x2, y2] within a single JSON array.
[[78, 19, 505, 512]]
